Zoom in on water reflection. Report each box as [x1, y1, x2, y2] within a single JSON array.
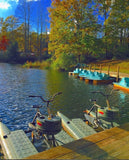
[[119, 91, 126, 101], [0, 63, 129, 131]]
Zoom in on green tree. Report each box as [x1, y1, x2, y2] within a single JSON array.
[[96, 0, 113, 58], [48, 0, 100, 68], [105, 0, 129, 58], [7, 41, 19, 63], [15, 23, 25, 53], [0, 16, 18, 42]]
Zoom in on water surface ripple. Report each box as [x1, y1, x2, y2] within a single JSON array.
[[0, 63, 129, 131]]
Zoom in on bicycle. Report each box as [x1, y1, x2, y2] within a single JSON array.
[[83, 89, 119, 130], [26, 92, 62, 149]]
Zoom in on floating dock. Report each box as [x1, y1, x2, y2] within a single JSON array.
[[69, 72, 79, 76], [69, 69, 129, 81], [84, 78, 115, 85], [0, 113, 96, 159], [26, 122, 129, 159], [0, 122, 38, 159], [69, 69, 116, 85]]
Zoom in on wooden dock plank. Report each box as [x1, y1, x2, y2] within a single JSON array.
[[59, 128, 129, 159], [56, 150, 90, 159], [102, 136, 129, 159], [56, 129, 129, 159], [83, 133, 129, 159], [26, 123, 129, 159], [25, 146, 73, 159]]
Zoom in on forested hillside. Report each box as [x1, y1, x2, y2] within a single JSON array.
[[0, 0, 49, 63], [48, 0, 129, 70], [0, 0, 129, 70]]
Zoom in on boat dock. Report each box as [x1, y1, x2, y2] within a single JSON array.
[[69, 68, 129, 81], [26, 122, 129, 159], [69, 70, 129, 79], [69, 71, 115, 85]]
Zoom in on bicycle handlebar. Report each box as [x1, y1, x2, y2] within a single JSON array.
[[49, 92, 62, 102], [29, 92, 62, 103]]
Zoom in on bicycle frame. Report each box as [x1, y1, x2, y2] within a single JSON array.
[[28, 92, 62, 148]]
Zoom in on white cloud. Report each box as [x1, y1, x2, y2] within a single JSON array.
[[0, 1, 11, 9], [0, 0, 19, 10]]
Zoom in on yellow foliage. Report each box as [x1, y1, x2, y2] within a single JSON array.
[[23, 61, 50, 69], [105, 0, 111, 5], [126, 6, 129, 10]]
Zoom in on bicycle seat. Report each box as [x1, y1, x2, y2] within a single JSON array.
[[32, 105, 43, 108], [89, 99, 96, 102]]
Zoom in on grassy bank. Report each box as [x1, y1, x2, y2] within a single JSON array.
[[23, 60, 51, 69], [89, 60, 129, 74], [23, 59, 129, 74]]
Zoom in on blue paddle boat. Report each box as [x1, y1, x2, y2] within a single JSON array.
[[113, 77, 129, 92]]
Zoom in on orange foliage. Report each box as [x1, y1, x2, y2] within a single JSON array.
[[106, 0, 111, 5], [126, 6, 129, 10], [42, 48, 48, 52], [0, 35, 9, 51]]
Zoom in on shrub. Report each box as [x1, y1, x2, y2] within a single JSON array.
[[23, 60, 51, 69], [51, 53, 76, 71]]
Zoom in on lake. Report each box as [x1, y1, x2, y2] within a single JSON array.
[[0, 63, 129, 131]]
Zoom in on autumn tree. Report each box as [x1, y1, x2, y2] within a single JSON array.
[[0, 17, 4, 33], [0, 35, 9, 52], [1, 16, 18, 41], [15, 23, 25, 52], [48, 0, 100, 69]]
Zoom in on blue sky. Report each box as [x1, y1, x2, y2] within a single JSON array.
[[0, 0, 18, 18], [0, 0, 106, 33], [0, 0, 51, 31]]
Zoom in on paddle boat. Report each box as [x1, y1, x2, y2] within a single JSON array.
[[0, 112, 97, 159], [113, 77, 129, 92], [83, 90, 119, 130], [0, 121, 38, 159], [79, 70, 115, 84], [69, 68, 83, 76], [57, 111, 96, 140], [78, 69, 88, 80], [73, 68, 83, 76]]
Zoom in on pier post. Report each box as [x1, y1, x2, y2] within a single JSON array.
[[94, 65, 96, 72], [116, 66, 119, 82], [100, 65, 102, 73], [89, 65, 91, 71], [107, 65, 110, 76]]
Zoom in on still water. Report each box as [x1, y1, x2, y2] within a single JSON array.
[[0, 63, 129, 131]]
